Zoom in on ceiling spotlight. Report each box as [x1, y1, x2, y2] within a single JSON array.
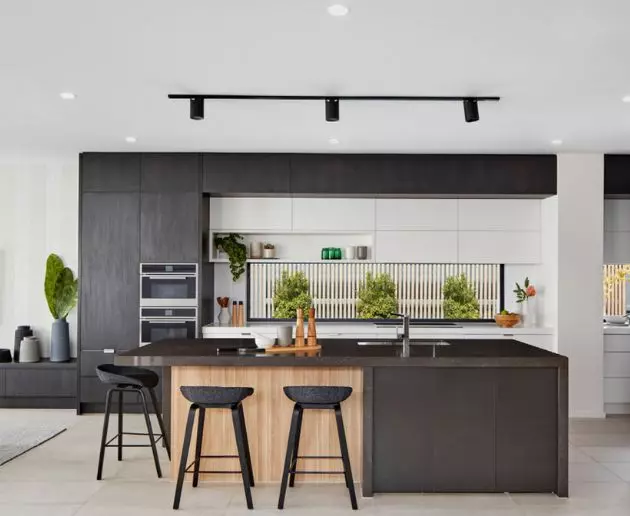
[[623, 95, 630, 103], [190, 97, 204, 120], [328, 137, 340, 145], [325, 97, 339, 122], [59, 92, 76, 100], [125, 136, 137, 143], [463, 98, 479, 123], [328, 4, 349, 16], [551, 139, 563, 146]]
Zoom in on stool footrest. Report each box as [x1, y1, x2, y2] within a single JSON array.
[[297, 455, 342, 460], [105, 433, 163, 447], [290, 470, 347, 475]]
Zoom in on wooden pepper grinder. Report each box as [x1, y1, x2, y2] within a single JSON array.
[[307, 307, 317, 347], [231, 301, 238, 327], [295, 308, 305, 347], [238, 301, 245, 327]]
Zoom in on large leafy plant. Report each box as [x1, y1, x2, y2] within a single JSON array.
[[214, 233, 247, 281], [356, 272, 398, 319], [273, 270, 312, 319], [45, 254, 78, 320], [442, 274, 479, 319]]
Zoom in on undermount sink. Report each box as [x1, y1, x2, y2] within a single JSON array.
[[374, 322, 462, 328], [358, 340, 451, 347]]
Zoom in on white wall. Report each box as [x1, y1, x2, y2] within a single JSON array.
[[0, 156, 79, 358], [557, 154, 604, 418]]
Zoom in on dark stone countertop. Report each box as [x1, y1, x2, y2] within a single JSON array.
[[115, 338, 567, 368]]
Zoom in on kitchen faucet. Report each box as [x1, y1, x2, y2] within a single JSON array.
[[392, 312, 411, 358]]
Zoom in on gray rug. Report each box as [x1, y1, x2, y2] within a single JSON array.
[[0, 423, 66, 466]]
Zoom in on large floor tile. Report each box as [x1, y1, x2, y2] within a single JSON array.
[[569, 433, 630, 447], [569, 447, 596, 464], [569, 462, 624, 482], [600, 462, 630, 482], [0, 504, 82, 516], [0, 481, 103, 505], [580, 446, 630, 463]]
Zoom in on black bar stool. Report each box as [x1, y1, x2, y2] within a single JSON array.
[[95, 364, 170, 480], [173, 386, 255, 511], [278, 386, 357, 510]]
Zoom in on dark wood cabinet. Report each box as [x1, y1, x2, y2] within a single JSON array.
[[80, 193, 140, 351], [203, 153, 291, 193], [605, 154, 630, 196], [81, 153, 141, 192], [5, 369, 76, 397], [141, 154, 200, 192], [140, 192, 199, 262]]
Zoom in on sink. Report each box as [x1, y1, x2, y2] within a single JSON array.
[[374, 322, 462, 328], [358, 340, 450, 347]]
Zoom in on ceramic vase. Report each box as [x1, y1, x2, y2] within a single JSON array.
[[524, 298, 537, 328], [218, 307, 231, 326], [50, 318, 70, 362], [263, 247, 275, 259], [14, 325, 32, 363], [20, 336, 40, 363]]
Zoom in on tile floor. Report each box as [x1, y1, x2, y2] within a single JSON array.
[[2, 410, 630, 515]]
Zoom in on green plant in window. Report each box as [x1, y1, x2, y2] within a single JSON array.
[[442, 274, 480, 319], [356, 272, 398, 319], [214, 233, 247, 281], [273, 270, 313, 319]]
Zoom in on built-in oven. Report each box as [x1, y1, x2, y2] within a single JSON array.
[[140, 307, 197, 346], [140, 263, 197, 307]]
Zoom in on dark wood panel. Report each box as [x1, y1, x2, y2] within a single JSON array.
[[0, 370, 5, 397], [373, 367, 435, 492], [141, 154, 200, 192], [203, 153, 290, 193], [432, 368, 495, 491], [80, 193, 140, 351], [81, 153, 141, 192], [605, 154, 630, 196], [5, 369, 77, 397], [80, 351, 115, 377], [495, 368, 558, 492], [0, 398, 76, 409], [140, 192, 199, 262]]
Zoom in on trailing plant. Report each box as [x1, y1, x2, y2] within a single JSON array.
[[356, 272, 398, 319], [45, 253, 78, 320], [214, 233, 247, 281], [263, 243, 275, 249], [442, 274, 480, 319], [273, 270, 312, 319]]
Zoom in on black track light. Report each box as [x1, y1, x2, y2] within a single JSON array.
[[190, 97, 204, 120], [325, 97, 339, 122], [463, 98, 479, 123]]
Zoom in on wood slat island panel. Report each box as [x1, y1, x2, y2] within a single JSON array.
[[171, 366, 363, 482]]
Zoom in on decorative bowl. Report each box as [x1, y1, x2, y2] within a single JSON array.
[[494, 313, 521, 328]]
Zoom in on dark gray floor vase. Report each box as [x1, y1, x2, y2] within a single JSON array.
[[50, 319, 70, 362]]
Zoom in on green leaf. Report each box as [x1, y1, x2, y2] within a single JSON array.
[[45, 254, 64, 319], [524, 277, 530, 288], [214, 234, 246, 281], [54, 268, 78, 319]]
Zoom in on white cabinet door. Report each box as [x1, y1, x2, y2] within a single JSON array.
[[376, 199, 457, 230], [292, 198, 375, 232], [210, 198, 292, 231], [375, 231, 458, 263], [458, 231, 541, 264], [458, 199, 541, 231], [604, 335, 630, 352], [604, 353, 630, 378], [604, 379, 630, 403], [604, 231, 630, 264], [605, 200, 630, 231]]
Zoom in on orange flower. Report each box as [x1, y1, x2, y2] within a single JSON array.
[[526, 285, 536, 297]]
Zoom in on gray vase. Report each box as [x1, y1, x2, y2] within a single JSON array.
[[50, 318, 70, 362]]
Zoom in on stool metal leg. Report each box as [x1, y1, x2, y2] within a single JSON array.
[[148, 387, 171, 460], [288, 405, 303, 487], [278, 404, 301, 509], [192, 407, 205, 488], [232, 406, 254, 510], [238, 403, 255, 487], [173, 405, 197, 510], [117, 390, 124, 461], [334, 404, 357, 510], [96, 388, 114, 480], [139, 389, 162, 478]]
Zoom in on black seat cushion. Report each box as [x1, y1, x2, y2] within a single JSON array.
[[283, 386, 352, 405], [180, 386, 254, 406], [96, 364, 159, 388]]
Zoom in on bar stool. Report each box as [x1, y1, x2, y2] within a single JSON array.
[[173, 386, 255, 510], [278, 386, 357, 510], [95, 364, 170, 480]]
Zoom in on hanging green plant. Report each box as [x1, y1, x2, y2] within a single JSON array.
[[356, 272, 398, 319], [273, 270, 312, 319], [443, 274, 480, 319], [214, 233, 247, 281]]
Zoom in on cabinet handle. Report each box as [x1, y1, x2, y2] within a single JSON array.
[[103, 349, 115, 354]]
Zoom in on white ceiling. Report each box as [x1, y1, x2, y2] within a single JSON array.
[[2, 0, 630, 154]]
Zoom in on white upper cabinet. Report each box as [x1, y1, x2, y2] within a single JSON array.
[[292, 198, 375, 232], [458, 231, 541, 264], [376, 199, 458, 230], [605, 200, 630, 231], [375, 231, 458, 263], [458, 199, 541, 231], [210, 197, 292, 231], [604, 232, 630, 264]]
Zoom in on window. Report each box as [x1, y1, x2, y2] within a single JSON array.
[[247, 262, 503, 321], [604, 264, 630, 316]]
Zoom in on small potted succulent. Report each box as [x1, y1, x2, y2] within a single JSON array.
[[263, 243, 276, 259], [494, 309, 521, 328]]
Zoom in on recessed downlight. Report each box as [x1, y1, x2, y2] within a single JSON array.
[[328, 137, 340, 145], [551, 139, 563, 146], [59, 92, 76, 100], [623, 95, 630, 103], [125, 136, 137, 143], [328, 4, 349, 16]]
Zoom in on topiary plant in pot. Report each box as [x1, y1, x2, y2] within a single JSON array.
[[442, 274, 480, 319], [273, 270, 312, 319], [356, 272, 398, 319], [45, 253, 78, 362]]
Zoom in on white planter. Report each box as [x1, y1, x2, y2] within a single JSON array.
[[263, 248, 275, 259]]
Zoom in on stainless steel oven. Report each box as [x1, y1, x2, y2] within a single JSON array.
[[140, 263, 197, 307], [140, 307, 197, 346]]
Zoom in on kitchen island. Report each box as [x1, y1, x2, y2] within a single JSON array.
[[116, 338, 568, 497]]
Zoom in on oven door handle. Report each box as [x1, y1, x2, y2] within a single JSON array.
[[142, 275, 196, 280], [141, 319, 196, 324]]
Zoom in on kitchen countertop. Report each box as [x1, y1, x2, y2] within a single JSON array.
[[116, 338, 566, 368]]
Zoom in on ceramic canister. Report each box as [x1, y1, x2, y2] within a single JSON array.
[[345, 246, 356, 260], [14, 325, 32, 362], [19, 336, 40, 363]]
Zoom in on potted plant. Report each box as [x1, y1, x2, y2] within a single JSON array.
[[442, 274, 480, 319], [263, 243, 276, 259], [273, 271, 312, 319], [514, 277, 537, 326], [214, 233, 247, 281], [356, 272, 398, 319], [45, 254, 78, 362]]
